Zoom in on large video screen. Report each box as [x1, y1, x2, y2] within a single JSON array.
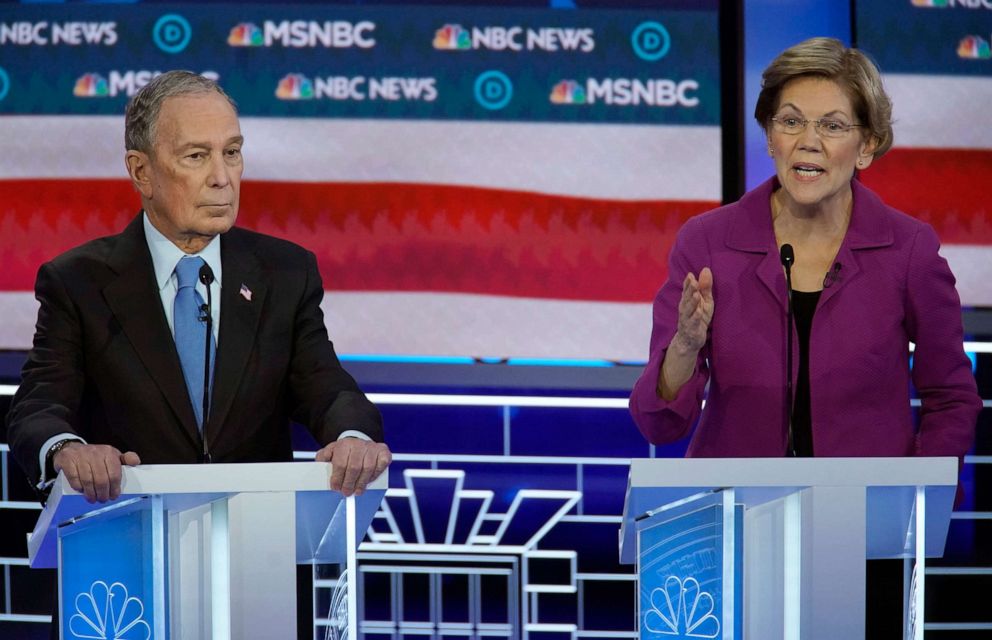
[[856, 1, 991, 309], [0, 1, 723, 361]]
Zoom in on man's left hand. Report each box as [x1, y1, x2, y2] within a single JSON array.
[[315, 438, 392, 496]]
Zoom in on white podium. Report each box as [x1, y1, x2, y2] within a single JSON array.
[[28, 462, 387, 640], [620, 457, 957, 640]]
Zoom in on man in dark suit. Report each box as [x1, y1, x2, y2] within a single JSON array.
[[6, 70, 390, 504]]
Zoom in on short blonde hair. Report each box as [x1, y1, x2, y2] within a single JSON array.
[[754, 37, 893, 158]]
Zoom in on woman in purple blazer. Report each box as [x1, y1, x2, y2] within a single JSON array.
[[630, 38, 980, 459]]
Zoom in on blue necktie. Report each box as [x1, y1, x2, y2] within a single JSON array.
[[174, 256, 215, 429]]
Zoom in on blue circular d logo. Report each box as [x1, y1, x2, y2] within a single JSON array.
[[474, 71, 513, 111], [0, 67, 9, 102], [154, 14, 192, 54], [632, 22, 671, 62]]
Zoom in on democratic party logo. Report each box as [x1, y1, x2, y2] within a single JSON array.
[[228, 22, 263, 47], [958, 35, 992, 58], [0, 66, 9, 102], [643, 576, 720, 638], [550, 80, 586, 104], [74, 73, 109, 97], [276, 73, 315, 100], [434, 24, 470, 50], [474, 70, 513, 110], [632, 21, 671, 61], [70, 581, 150, 640], [153, 14, 191, 54]]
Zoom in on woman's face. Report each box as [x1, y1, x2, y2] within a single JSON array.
[[767, 76, 876, 212]]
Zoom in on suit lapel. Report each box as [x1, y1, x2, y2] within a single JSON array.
[[208, 229, 268, 444], [818, 180, 893, 308], [102, 215, 201, 446], [725, 179, 788, 311]]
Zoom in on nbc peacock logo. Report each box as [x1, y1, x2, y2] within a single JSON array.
[[70, 581, 150, 640], [550, 79, 586, 104], [643, 575, 720, 638], [228, 23, 263, 47], [433, 24, 470, 50], [911, 0, 949, 6], [73, 73, 109, 97], [957, 35, 991, 59], [275, 73, 315, 100]]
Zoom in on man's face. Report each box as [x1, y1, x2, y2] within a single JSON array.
[[130, 92, 243, 251]]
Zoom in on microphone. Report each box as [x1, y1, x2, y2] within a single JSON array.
[[779, 244, 796, 457], [823, 262, 842, 288], [198, 263, 215, 463]]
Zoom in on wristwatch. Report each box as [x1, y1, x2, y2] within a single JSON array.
[[45, 438, 80, 478]]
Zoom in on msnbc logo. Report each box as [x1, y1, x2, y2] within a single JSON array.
[[550, 80, 586, 104], [958, 35, 991, 58], [73, 73, 109, 97], [228, 23, 263, 47], [433, 24, 470, 50], [276, 73, 314, 100]]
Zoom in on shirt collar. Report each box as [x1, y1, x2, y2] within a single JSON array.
[[143, 212, 223, 291]]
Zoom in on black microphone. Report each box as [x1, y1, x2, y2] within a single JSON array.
[[779, 244, 796, 457], [823, 262, 842, 288], [198, 263, 215, 463]]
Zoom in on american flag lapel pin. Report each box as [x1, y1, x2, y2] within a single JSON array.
[[239, 283, 252, 302]]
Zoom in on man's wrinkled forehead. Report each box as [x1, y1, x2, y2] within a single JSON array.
[[151, 92, 242, 152]]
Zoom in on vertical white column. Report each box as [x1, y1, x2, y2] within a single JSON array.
[[211, 498, 231, 640], [783, 492, 801, 640], [914, 487, 926, 640], [800, 486, 866, 640], [151, 495, 167, 640], [347, 494, 358, 640], [722, 488, 736, 640]]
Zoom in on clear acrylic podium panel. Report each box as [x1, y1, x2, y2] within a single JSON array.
[[29, 462, 387, 640], [637, 490, 743, 640], [621, 457, 957, 640]]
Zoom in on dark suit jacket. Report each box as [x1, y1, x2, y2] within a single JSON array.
[[6, 215, 382, 484]]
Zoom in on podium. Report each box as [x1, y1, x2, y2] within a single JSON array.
[[620, 457, 958, 640], [27, 462, 387, 640]]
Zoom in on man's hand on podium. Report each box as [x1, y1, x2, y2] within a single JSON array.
[[54, 442, 142, 503], [315, 439, 392, 497]]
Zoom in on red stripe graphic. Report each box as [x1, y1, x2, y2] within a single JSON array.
[[859, 147, 992, 245], [2, 156, 988, 302], [0, 180, 714, 302]]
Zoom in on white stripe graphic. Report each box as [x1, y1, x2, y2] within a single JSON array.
[[0, 116, 721, 201], [2, 243, 987, 355], [884, 74, 992, 149], [0, 290, 652, 359]]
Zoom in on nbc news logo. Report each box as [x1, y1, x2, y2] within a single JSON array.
[[228, 23, 263, 47], [958, 34, 991, 58]]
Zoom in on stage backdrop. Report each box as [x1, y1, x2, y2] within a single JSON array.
[[0, 1, 722, 361], [855, 0, 992, 307]]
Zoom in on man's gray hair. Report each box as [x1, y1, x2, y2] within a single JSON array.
[[124, 70, 238, 153]]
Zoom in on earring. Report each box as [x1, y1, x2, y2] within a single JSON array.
[[857, 159, 864, 167]]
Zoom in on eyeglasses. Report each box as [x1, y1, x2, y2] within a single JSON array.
[[770, 115, 864, 138]]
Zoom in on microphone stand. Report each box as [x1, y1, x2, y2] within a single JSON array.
[[198, 265, 214, 463], [780, 244, 796, 457]]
